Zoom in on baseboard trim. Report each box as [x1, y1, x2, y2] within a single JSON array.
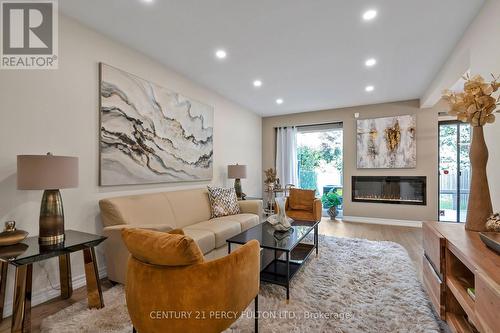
[[341, 216, 422, 228], [2, 265, 107, 318]]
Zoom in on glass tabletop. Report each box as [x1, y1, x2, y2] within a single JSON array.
[[227, 220, 319, 251], [0, 230, 106, 266]]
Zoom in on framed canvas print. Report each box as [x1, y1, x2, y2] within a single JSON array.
[[356, 115, 416, 169], [99, 63, 214, 185]]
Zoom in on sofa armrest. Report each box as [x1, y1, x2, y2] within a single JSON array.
[[238, 199, 263, 217], [313, 199, 322, 221], [103, 224, 174, 284]]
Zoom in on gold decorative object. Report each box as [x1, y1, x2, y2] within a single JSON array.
[[0, 221, 28, 246], [264, 168, 277, 186], [442, 74, 499, 231], [0, 243, 29, 261], [486, 213, 500, 232], [443, 74, 499, 127]]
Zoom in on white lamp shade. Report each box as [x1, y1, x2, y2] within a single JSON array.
[[17, 154, 79, 190], [228, 164, 247, 179]]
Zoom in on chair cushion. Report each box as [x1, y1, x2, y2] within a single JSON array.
[[182, 228, 216, 254], [184, 219, 241, 248], [288, 188, 315, 211], [207, 186, 241, 218], [212, 214, 259, 231], [286, 209, 317, 222], [122, 228, 204, 266]]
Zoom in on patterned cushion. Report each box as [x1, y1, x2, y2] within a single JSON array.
[[207, 186, 241, 218]]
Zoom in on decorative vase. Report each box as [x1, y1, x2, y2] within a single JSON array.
[[328, 206, 338, 220], [466, 126, 493, 231], [271, 197, 292, 231]]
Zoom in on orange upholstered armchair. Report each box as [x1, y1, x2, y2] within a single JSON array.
[[122, 228, 260, 333], [285, 188, 322, 222]]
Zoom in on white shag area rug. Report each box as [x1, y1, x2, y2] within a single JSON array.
[[41, 235, 441, 333]]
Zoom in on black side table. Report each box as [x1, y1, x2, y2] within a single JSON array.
[[0, 230, 106, 333]]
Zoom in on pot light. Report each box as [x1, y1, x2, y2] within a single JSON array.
[[362, 10, 377, 21], [141, 0, 154, 3], [365, 85, 375, 92], [215, 49, 227, 59], [365, 58, 377, 67], [276, 98, 284, 105], [253, 80, 262, 87]]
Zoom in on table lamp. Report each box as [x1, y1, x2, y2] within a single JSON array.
[[17, 153, 79, 245], [228, 164, 247, 199]]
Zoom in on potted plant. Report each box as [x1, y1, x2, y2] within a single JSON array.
[[322, 189, 342, 220]]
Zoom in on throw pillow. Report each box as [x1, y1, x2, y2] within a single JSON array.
[[121, 228, 204, 266], [207, 186, 241, 218]]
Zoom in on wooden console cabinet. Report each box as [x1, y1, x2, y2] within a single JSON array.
[[422, 221, 500, 333]]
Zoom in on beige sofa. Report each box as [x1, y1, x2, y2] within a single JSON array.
[[99, 188, 263, 284]]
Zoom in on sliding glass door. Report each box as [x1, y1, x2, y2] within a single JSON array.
[[438, 121, 471, 222], [296, 123, 343, 216]]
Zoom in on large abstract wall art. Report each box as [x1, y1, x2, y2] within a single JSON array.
[[356, 115, 416, 169], [99, 63, 214, 186]]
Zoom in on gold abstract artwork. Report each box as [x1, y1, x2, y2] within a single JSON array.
[[357, 115, 416, 169]]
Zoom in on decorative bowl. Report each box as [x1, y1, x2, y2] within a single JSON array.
[[479, 232, 500, 255], [0, 221, 28, 246], [0, 243, 29, 261]]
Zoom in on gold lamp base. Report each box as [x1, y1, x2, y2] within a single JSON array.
[[39, 189, 65, 245]]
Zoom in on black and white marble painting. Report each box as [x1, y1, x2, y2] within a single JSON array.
[[99, 63, 214, 185], [357, 115, 416, 169]]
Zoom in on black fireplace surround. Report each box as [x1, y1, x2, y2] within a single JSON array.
[[352, 176, 427, 205]]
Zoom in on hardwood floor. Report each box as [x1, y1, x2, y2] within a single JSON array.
[[0, 280, 115, 333], [0, 220, 423, 333]]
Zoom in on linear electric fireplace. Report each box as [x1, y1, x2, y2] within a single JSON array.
[[352, 176, 426, 205]]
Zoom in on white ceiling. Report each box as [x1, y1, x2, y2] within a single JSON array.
[[60, 0, 485, 116]]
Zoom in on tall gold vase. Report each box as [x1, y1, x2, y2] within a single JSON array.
[[466, 126, 493, 231]]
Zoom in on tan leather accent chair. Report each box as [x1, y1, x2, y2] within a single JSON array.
[[122, 228, 260, 333], [285, 188, 322, 222]]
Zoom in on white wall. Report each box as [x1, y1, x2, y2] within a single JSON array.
[[421, 0, 500, 212], [0, 15, 262, 315], [485, 121, 500, 212]]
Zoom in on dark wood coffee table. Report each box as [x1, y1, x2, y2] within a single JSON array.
[[227, 220, 319, 299]]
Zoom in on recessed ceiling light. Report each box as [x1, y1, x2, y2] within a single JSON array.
[[276, 98, 284, 105], [365, 58, 377, 67], [141, 0, 154, 3], [253, 80, 262, 87], [362, 10, 377, 21], [365, 85, 375, 92], [215, 49, 227, 59]]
